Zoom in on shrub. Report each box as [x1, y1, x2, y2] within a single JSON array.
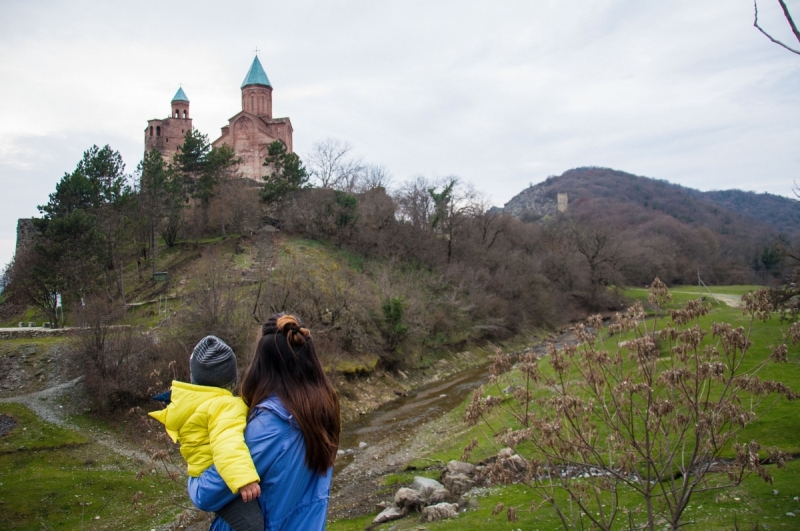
[[465, 279, 799, 531]]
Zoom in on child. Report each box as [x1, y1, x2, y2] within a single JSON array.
[[150, 335, 263, 531]]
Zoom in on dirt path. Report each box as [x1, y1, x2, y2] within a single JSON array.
[[670, 291, 742, 307], [0, 376, 155, 462]]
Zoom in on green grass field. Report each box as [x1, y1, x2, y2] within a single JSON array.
[[330, 284, 800, 531], [0, 403, 186, 530]]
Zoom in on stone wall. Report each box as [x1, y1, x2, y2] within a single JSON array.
[[0, 327, 79, 340], [0, 325, 129, 340]]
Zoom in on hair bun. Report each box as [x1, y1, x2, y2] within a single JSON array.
[[272, 314, 311, 346]]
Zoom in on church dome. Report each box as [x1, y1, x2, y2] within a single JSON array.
[[172, 87, 190, 102], [241, 56, 272, 88]]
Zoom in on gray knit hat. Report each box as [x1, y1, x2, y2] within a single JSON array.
[[190, 335, 237, 389]]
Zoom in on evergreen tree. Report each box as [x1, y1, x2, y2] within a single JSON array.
[[261, 140, 309, 204], [173, 129, 240, 237]]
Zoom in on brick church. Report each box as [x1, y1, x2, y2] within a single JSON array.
[[144, 56, 294, 180]]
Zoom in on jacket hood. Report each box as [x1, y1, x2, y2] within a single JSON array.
[[255, 395, 293, 423]]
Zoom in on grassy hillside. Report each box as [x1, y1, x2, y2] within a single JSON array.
[[329, 285, 800, 531]]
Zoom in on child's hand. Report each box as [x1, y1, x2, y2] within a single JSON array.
[[240, 481, 261, 502]]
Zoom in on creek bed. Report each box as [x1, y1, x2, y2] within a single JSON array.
[[333, 363, 490, 476]]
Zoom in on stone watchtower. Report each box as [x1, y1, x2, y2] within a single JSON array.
[[212, 56, 293, 180], [145, 87, 193, 160]]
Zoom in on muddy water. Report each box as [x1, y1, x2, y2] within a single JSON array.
[[333, 363, 490, 475]]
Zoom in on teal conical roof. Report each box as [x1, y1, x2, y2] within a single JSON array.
[[241, 56, 272, 88], [172, 87, 189, 102]]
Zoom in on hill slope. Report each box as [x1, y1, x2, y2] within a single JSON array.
[[502, 167, 797, 285], [504, 167, 798, 236], [692, 189, 800, 237]]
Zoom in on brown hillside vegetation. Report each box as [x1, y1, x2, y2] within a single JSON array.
[[503, 167, 797, 286], [4, 142, 798, 414], [694, 188, 800, 237]]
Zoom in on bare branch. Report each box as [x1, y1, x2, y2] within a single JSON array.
[[754, 0, 800, 55], [778, 0, 800, 43]]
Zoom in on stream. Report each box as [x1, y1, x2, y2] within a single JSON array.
[[333, 363, 491, 475], [329, 330, 578, 518]]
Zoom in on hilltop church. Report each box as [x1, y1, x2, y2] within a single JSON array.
[[144, 56, 293, 180]]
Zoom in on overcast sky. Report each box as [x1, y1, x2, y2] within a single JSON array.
[[1, 0, 799, 268]]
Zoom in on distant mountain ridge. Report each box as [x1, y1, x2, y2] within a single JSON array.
[[503, 167, 799, 237]]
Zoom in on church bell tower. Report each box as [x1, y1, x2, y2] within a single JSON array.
[[241, 56, 273, 118], [172, 87, 190, 119]]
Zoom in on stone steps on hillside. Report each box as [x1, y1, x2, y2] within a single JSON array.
[[241, 225, 279, 282]]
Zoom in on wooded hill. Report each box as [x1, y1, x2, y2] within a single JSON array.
[[502, 167, 798, 286], [2, 140, 798, 414]]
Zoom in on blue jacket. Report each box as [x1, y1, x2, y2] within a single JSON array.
[[188, 396, 332, 531]]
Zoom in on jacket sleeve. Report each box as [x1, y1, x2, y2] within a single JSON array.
[[207, 397, 260, 494], [188, 407, 286, 512]]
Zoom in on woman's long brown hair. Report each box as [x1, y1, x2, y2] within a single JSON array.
[[240, 313, 341, 474]]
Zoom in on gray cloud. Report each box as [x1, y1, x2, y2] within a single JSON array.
[[1, 0, 799, 268]]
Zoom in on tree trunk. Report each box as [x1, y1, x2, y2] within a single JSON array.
[[118, 259, 126, 305], [152, 225, 158, 276]]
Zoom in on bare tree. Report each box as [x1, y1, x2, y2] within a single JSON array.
[[395, 175, 436, 230], [212, 179, 262, 237], [564, 220, 624, 307], [353, 163, 392, 193], [429, 177, 484, 264], [754, 0, 800, 55], [306, 138, 363, 191]]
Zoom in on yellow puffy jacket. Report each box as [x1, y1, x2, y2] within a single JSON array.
[[148, 381, 259, 494]]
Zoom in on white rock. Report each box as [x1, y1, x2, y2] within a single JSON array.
[[420, 502, 459, 522], [411, 476, 444, 498], [427, 488, 452, 504], [445, 460, 476, 477], [358, 441, 368, 449], [373, 506, 406, 524], [442, 473, 476, 497], [394, 487, 425, 510]]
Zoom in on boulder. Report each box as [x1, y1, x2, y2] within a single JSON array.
[[498, 447, 515, 459], [411, 476, 444, 499], [394, 487, 425, 511], [496, 447, 527, 474], [373, 505, 407, 524], [427, 488, 452, 504], [445, 460, 476, 477], [442, 473, 476, 497], [420, 503, 459, 522], [504, 454, 528, 473]]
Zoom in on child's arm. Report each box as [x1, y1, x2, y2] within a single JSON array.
[[207, 397, 261, 494], [239, 481, 261, 502]]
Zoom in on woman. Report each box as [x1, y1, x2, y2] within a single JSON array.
[[189, 314, 341, 531]]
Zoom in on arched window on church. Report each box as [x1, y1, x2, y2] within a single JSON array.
[[150, 126, 153, 137], [157, 126, 161, 136], [250, 96, 254, 113]]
